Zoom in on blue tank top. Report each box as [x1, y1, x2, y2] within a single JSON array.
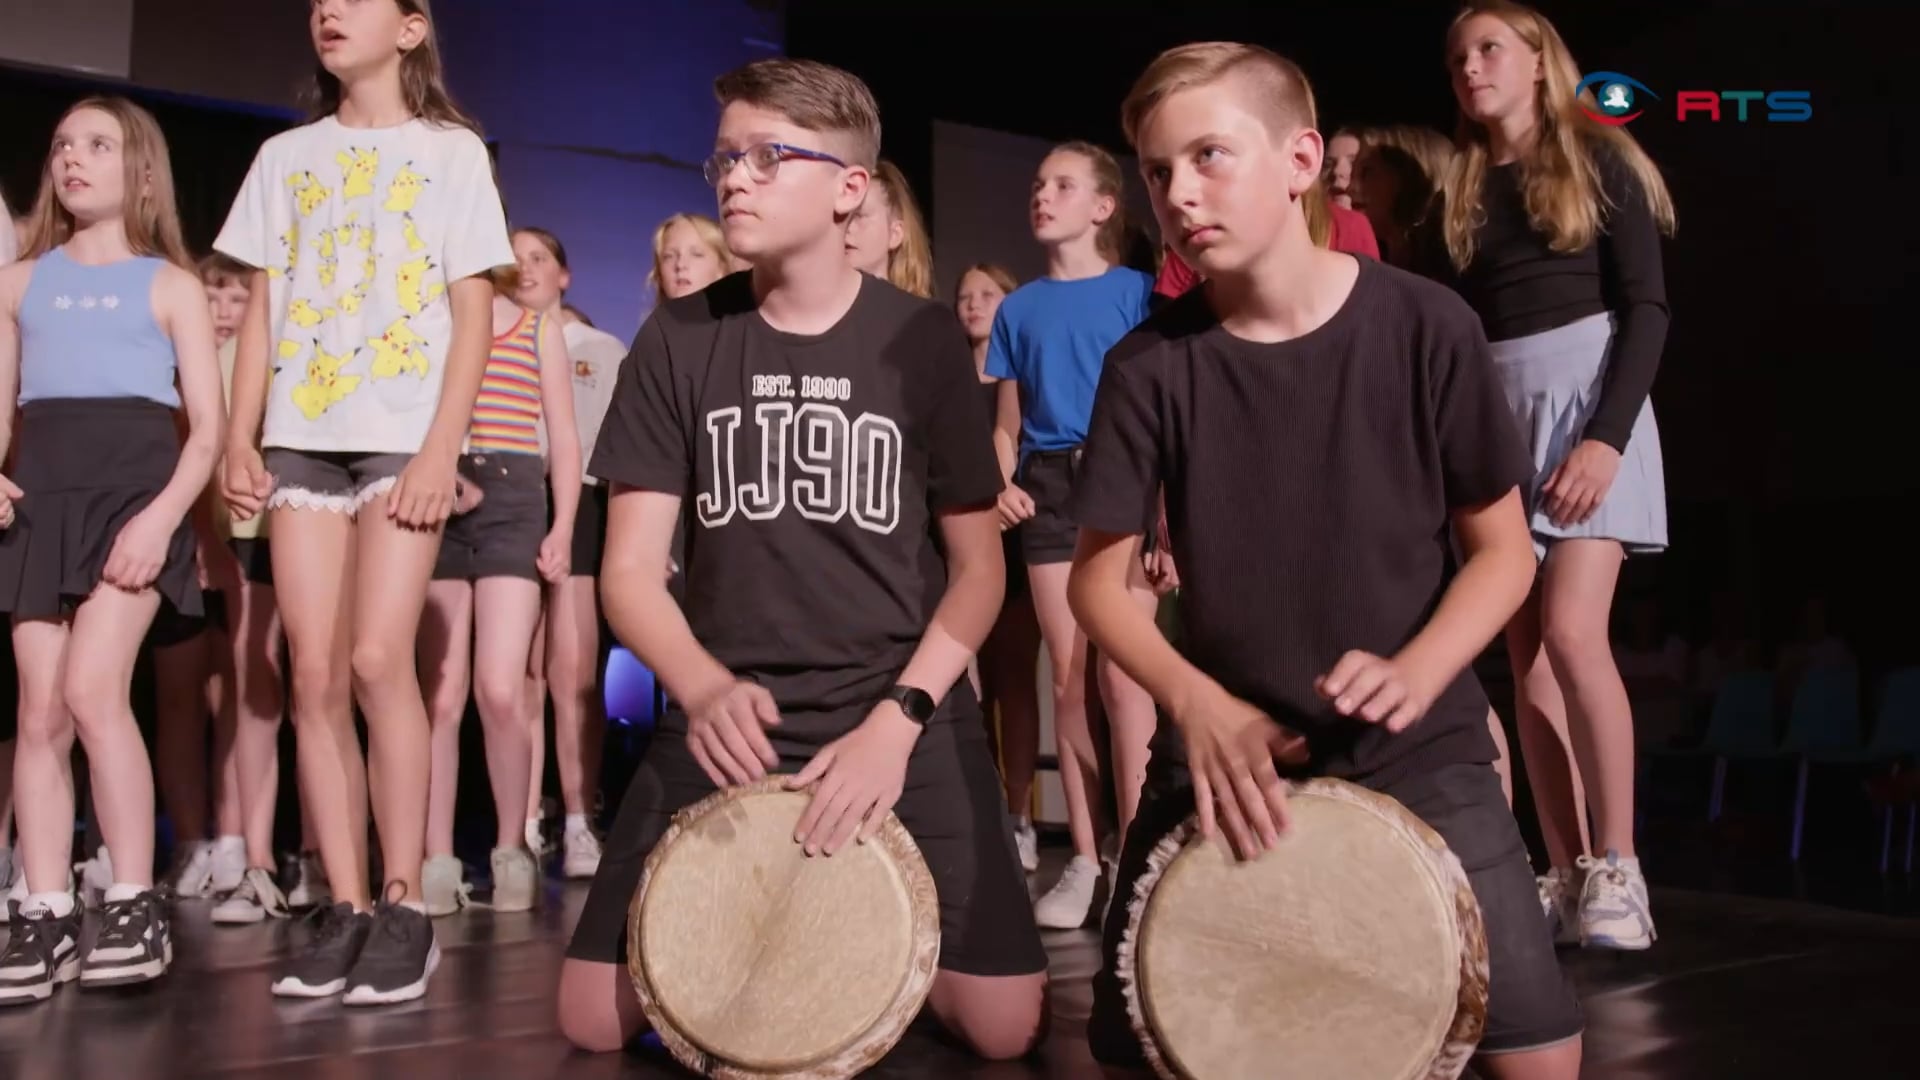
[[18, 248, 180, 408]]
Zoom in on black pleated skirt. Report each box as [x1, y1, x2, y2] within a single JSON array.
[[0, 397, 202, 620]]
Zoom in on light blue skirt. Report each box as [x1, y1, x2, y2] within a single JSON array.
[[1490, 312, 1668, 560]]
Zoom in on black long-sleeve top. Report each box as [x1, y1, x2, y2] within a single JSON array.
[[1442, 145, 1670, 452]]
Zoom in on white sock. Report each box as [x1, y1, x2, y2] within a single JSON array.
[[104, 883, 146, 904], [401, 900, 427, 915], [214, 835, 245, 856], [565, 814, 589, 835], [26, 891, 76, 918]]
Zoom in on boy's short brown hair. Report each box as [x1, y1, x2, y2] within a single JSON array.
[[1120, 42, 1319, 150], [197, 252, 250, 289], [713, 58, 881, 168]]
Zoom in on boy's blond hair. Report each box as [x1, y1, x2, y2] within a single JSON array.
[[1121, 42, 1318, 150]]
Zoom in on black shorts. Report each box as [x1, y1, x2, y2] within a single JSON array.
[[434, 452, 548, 582], [1088, 758, 1583, 1063], [1017, 448, 1082, 566], [564, 481, 607, 578], [566, 705, 1048, 979], [228, 537, 273, 587]]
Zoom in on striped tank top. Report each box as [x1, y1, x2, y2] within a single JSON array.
[[470, 310, 543, 454]]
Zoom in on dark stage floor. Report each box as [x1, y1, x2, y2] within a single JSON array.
[[2, 855, 1914, 1079]]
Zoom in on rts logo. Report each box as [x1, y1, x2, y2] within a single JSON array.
[[1575, 71, 1812, 124]]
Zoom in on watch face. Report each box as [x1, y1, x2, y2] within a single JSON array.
[[894, 686, 936, 722]]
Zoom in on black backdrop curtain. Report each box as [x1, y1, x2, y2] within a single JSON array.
[[1, 63, 297, 256]]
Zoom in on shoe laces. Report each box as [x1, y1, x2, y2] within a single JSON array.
[[95, 895, 152, 948], [371, 880, 423, 946]]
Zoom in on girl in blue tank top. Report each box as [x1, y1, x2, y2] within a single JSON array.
[[0, 96, 226, 1003]]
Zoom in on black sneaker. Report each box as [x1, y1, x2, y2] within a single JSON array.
[[341, 886, 439, 1006], [0, 901, 82, 1005], [80, 891, 172, 987], [271, 902, 374, 998]]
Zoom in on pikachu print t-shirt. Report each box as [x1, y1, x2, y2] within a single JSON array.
[[214, 115, 513, 453]]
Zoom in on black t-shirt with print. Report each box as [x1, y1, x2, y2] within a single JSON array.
[[591, 271, 1003, 733], [1069, 256, 1532, 784]]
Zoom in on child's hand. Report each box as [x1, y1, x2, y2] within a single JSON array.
[[1169, 683, 1309, 861], [1315, 650, 1439, 733], [387, 452, 457, 529], [0, 473, 21, 530], [222, 448, 272, 522], [103, 507, 175, 591], [537, 529, 571, 583], [997, 483, 1036, 530], [452, 475, 484, 515]]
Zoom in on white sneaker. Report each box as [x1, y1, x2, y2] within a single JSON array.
[[490, 847, 539, 912], [1536, 866, 1583, 946], [1576, 851, 1656, 950], [209, 837, 247, 894], [211, 868, 290, 925], [421, 855, 470, 918], [1013, 819, 1038, 874], [170, 842, 215, 899], [562, 827, 602, 880], [1034, 855, 1100, 930], [285, 853, 330, 909]]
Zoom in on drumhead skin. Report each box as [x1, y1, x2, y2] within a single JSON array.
[[1118, 778, 1490, 1080], [626, 778, 942, 1079]]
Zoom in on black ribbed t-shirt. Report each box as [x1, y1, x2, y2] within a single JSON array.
[[1070, 257, 1532, 783]]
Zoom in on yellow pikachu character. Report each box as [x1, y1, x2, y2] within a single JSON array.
[[396, 256, 445, 316], [288, 299, 326, 328], [338, 290, 365, 316], [277, 339, 303, 362], [336, 147, 379, 200], [384, 164, 427, 213], [402, 214, 426, 253], [368, 318, 430, 379], [291, 342, 364, 420], [270, 224, 301, 279], [287, 171, 331, 217], [334, 214, 358, 247]]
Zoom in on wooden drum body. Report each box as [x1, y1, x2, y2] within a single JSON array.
[[626, 779, 942, 1079], [1118, 778, 1489, 1080]]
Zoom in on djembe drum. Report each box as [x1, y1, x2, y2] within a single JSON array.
[[625, 778, 942, 1079], [1118, 778, 1489, 1080]]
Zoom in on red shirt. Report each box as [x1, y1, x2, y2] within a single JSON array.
[[1153, 205, 1381, 298]]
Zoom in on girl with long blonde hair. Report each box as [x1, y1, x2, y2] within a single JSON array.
[[1441, 0, 1676, 952]]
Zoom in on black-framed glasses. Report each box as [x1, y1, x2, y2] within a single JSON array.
[[703, 142, 847, 188]]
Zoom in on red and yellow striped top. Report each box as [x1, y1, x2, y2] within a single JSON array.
[[470, 310, 543, 454]]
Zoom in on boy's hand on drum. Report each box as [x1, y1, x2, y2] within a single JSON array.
[[786, 701, 919, 857], [1173, 684, 1309, 861], [1316, 650, 1438, 733], [687, 679, 781, 787]]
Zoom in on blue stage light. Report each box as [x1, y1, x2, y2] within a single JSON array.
[[603, 646, 658, 729]]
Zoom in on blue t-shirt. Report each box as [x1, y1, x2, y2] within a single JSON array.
[[985, 266, 1154, 456]]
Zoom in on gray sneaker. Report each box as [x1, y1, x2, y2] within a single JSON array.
[[489, 847, 538, 913]]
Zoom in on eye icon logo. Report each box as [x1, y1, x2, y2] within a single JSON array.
[[1576, 71, 1658, 125]]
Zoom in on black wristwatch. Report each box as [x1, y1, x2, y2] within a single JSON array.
[[885, 685, 938, 725]]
